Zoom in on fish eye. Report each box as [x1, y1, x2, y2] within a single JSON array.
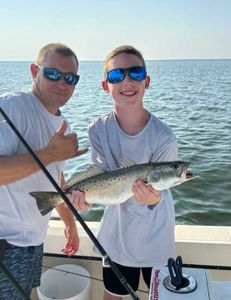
[[172, 164, 178, 170]]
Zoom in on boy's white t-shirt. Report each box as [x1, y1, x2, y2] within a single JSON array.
[[0, 91, 68, 247], [88, 112, 178, 267]]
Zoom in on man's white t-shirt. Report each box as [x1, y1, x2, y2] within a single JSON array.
[[0, 91, 68, 246]]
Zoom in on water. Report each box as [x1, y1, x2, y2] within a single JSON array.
[[0, 60, 231, 226]]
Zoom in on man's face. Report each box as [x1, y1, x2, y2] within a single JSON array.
[[31, 52, 78, 114]]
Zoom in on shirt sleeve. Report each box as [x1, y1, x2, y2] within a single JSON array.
[[153, 138, 178, 162], [150, 122, 179, 163], [149, 128, 178, 209], [0, 98, 24, 156], [88, 123, 109, 170]]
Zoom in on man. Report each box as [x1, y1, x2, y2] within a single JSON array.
[[0, 42, 88, 299]]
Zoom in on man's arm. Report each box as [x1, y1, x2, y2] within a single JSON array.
[[55, 173, 80, 256], [0, 150, 54, 185], [0, 120, 88, 185], [56, 202, 80, 256]]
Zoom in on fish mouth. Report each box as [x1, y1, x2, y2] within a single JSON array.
[[186, 171, 193, 179]]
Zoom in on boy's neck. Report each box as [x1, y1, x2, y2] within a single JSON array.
[[114, 107, 151, 135]]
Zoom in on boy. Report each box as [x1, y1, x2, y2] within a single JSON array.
[[88, 45, 178, 300]]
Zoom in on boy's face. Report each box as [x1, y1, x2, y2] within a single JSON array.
[[102, 53, 150, 109]]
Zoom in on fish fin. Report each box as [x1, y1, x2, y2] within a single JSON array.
[[87, 165, 107, 175], [118, 157, 136, 168], [66, 165, 106, 187], [40, 206, 54, 216], [30, 191, 59, 216]]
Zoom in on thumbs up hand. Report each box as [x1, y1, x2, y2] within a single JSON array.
[[56, 119, 68, 136], [45, 120, 88, 162]]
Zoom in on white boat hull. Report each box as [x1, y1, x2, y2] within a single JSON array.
[[31, 222, 231, 299]]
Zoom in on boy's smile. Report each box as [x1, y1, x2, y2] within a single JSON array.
[[120, 89, 137, 97]]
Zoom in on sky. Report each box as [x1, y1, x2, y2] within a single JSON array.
[[0, 0, 230, 61]]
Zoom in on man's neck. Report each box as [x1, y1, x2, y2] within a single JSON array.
[[31, 86, 59, 116]]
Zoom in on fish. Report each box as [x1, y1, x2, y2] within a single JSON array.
[[30, 160, 193, 216]]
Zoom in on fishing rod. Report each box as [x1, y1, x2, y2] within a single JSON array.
[[0, 107, 140, 300]]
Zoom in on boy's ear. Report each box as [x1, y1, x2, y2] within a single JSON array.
[[145, 76, 150, 89], [102, 80, 110, 93]]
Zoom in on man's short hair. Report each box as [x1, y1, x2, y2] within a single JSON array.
[[36, 42, 78, 66]]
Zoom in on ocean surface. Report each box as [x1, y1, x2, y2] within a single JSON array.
[[0, 60, 231, 226]]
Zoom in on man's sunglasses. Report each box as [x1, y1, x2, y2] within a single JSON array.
[[38, 65, 80, 85], [106, 66, 147, 84]]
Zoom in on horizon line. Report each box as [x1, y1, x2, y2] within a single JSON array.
[[0, 58, 231, 63]]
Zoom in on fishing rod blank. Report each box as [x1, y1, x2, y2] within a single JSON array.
[[0, 107, 140, 300]]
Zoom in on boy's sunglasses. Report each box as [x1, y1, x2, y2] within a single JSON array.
[[38, 65, 80, 85], [106, 66, 147, 84]]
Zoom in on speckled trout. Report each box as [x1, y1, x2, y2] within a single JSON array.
[[30, 161, 193, 216]]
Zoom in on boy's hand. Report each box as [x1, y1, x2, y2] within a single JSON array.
[[132, 180, 160, 205], [67, 190, 92, 211]]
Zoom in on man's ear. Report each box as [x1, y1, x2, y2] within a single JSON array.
[[102, 80, 110, 93], [145, 76, 150, 89], [30, 63, 39, 80]]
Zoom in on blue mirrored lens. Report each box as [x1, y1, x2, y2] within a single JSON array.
[[107, 69, 125, 83], [129, 67, 146, 80], [42, 67, 79, 85], [43, 68, 61, 81], [106, 66, 146, 84], [64, 74, 79, 85]]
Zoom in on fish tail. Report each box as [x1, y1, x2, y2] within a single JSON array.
[[29, 191, 60, 216]]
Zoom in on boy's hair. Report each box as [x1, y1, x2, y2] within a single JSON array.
[[103, 45, 146, 79], [36, 42, 78, 66]]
